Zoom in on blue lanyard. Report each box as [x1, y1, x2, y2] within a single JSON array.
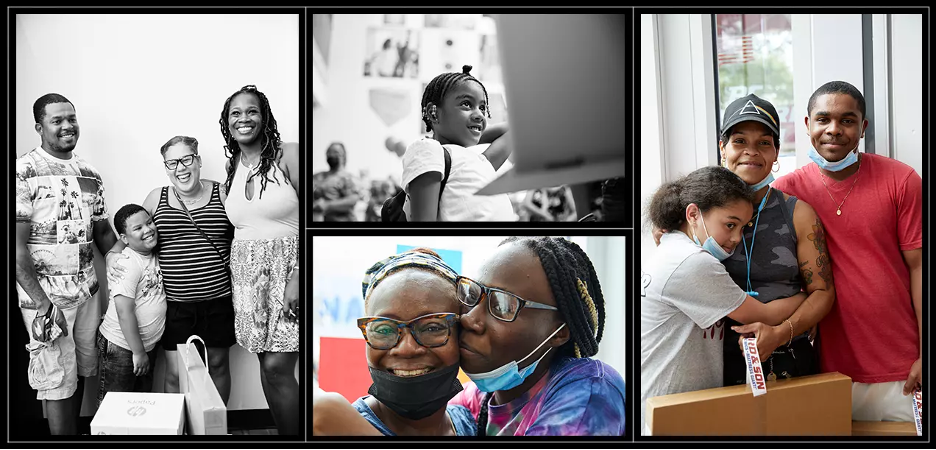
[[742, 189, 771, 297]]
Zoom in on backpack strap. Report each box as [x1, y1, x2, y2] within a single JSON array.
[[432, 147, 452, 221], [439, 147, 452, 201]]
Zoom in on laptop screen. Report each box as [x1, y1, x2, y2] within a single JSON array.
[[496, 14, 628, 172]]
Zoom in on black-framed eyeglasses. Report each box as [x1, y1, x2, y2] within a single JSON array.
[[356, 313, 459, 350], [455, 276, 558, 322], [164, 154, 197, 170]]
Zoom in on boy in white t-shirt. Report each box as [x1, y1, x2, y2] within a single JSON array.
[[97, 204, 166, 406], [402, 64, 516, 221]]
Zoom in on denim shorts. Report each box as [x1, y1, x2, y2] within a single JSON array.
[[96, 333, 158, 408]]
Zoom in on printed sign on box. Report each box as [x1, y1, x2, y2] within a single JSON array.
[[91, 392, 185, 435]]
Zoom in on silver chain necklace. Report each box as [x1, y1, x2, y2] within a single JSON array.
[[177, 182, 204, 205]]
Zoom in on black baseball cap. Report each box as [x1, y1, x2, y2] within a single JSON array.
[[720, 93, 781, 140]]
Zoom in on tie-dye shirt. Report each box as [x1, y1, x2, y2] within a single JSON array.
[[450, 356, 626, 436], [15, 147, 108, 310]]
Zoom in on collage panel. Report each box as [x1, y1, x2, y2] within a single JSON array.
[[639, 10, 926, 442], [312, 233, 629, 438], [311, 12, 630, 226], [9, 7, 305, 442]]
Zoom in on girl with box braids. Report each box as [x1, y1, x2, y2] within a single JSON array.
[[421, 65, 491, 132], [476, 236, 606, 436]]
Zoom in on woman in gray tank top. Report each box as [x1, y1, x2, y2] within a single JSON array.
[[716, 94, 836, 385]]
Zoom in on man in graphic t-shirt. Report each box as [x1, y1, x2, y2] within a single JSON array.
[[15, 93, 118, 435]]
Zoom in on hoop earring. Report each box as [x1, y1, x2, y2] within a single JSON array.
[[772, 160, 780, 173]]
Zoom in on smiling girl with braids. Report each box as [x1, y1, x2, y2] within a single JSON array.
[[313, 237, 625, 436], [219, 84, 300, 435], [402, 65, 516, 221]]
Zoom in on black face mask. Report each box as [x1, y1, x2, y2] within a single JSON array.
[[367, 363, 463, 421], [326, 157, 341, 170]]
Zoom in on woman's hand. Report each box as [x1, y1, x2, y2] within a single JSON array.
[[106, 251, 129, 280], [283, 268, 299, 320], [652, 226, 667, 246], [732, 321, 787, 359]]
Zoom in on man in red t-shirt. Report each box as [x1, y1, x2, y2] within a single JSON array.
[[772, 80, 923, 421]]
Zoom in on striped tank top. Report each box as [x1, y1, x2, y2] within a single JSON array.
[[152, 182, 234, 302]]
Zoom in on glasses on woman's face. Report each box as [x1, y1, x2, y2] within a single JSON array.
[[164, 154, 197, 170], [455, 276, 558, 322], [357, 313, 459, 350]]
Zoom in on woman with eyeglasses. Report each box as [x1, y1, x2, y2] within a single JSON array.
[[451, 236, 624, 436], [348, 247, 476, 436], [106, 135, 236, 405], [219, 84, 300, 436], [314, 237, 625, 436]]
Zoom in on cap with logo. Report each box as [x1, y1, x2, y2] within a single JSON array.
[[721, 93, 781, 141]]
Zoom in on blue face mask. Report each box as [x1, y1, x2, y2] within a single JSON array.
[[465, 323, 566, 393], [808, 139, 861, 172], [749, 172, 774, 192], [690, 209, 735, 261]]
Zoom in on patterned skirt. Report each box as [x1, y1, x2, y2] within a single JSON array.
[[230, 234, 299, 353]]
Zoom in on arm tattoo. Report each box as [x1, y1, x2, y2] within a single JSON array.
[[807, 219, 834, 288], [799, 260, 814, 286]]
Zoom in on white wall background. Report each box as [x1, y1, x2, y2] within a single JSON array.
[[890, 14, 924, 175], [640, 13, 924, 268], [15, 13, 300, 416], [312, 236, 626, 382]]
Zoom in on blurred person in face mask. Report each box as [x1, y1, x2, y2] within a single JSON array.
[[312, 142, 361, 221]]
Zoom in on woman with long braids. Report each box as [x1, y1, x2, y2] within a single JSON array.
[[219, 84, 300, 435], [314, 237, 626, 436], [454, 236, 624, 436]]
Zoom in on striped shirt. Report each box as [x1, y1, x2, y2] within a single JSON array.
[[152, 182, 233, 302]]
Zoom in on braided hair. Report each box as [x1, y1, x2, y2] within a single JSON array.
[[475, 236, 605, 436], [421, 65, 491, 132], [219, 85, 283, 200]]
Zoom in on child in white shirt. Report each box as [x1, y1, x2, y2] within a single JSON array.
[[97, 204, 166, 406], [402, 65, 516, 221]]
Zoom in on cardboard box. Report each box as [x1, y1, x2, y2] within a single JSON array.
[[178, 342, 227, 435], [851, 421, 917, 436], [91, 392, 185, 435], [646, 372, 852, 436]]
